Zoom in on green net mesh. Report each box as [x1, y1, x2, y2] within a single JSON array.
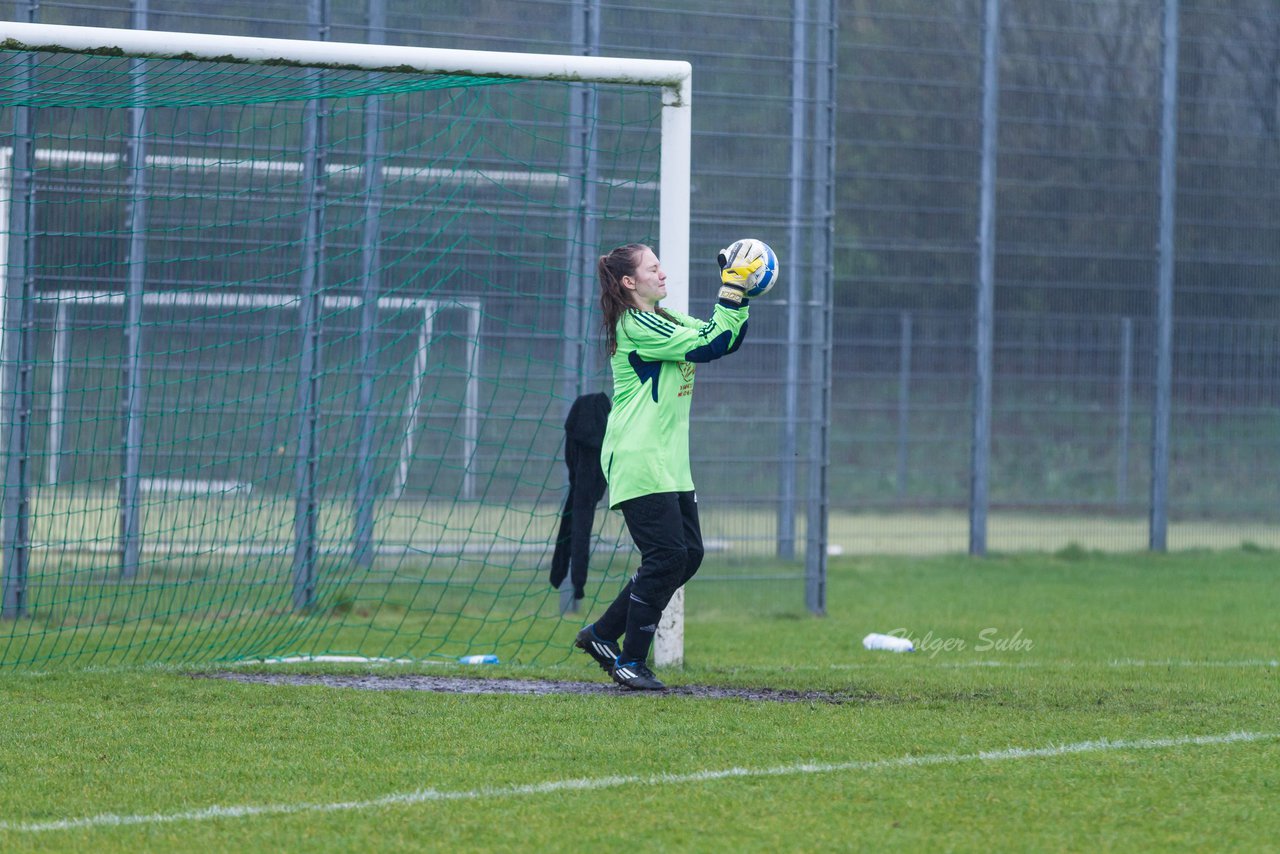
[[1, 47, 664, 668]]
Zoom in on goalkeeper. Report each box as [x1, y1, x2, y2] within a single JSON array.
[[574, 242, 757, 690]]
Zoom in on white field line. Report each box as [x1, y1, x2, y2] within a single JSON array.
[[2, 731, 1275, 834], [1103, 658, 1280, 668], [822, 659, 1280, 670]]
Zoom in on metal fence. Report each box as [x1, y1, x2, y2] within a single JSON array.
[[7, 0, 1280, 577], [833, 0, 1280, 556]]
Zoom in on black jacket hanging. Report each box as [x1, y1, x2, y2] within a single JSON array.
[[549, 392, 611, 601]]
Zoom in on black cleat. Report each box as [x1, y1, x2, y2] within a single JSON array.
[[575, 626, 621, 673], [609, 659, 666, 691]]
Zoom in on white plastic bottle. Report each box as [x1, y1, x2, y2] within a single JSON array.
[[862, 633, 915, 653]]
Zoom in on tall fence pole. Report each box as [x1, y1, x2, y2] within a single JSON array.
[[778, 0, 809, 560], [803, 0, 836, 615], [1150, 0, 1180, 552], [896, 311, 913, 499], [969, 0, 1001, 556], [119, 0, 150, 579], [1, 17, 37, 618], [562, 0, 601, 405], [352, 0, 386, 567], [554, 0, 602, 613], [1117, 317, 1133, 504], [293, 0, 330, 610]]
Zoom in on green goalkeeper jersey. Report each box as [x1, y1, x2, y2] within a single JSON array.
[[601, 302, 749, 507]]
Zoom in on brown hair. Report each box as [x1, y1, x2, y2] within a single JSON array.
[[598, 243, 676, 356]]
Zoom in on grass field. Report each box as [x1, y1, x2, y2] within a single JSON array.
[[1, 547, 1278, 851]]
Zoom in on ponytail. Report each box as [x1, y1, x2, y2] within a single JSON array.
[[598, 244, 646, 356], [598, 243, 677, 356]]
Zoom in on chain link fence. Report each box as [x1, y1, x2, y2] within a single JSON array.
[[834, 0, 1279, 554], [11, 0, 1280, 574]]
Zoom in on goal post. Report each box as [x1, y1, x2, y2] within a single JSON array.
[[0, 22, 691, 667]]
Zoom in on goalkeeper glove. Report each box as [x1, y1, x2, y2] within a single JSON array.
[[716, 254, 763, 306]]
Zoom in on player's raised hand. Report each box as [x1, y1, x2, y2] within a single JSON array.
[[716, 251, 762, 305]]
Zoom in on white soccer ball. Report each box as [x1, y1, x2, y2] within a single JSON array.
[[719, 238, 780, 298]]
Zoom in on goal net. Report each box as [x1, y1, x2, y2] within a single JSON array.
[[0, 22, 692, 669]]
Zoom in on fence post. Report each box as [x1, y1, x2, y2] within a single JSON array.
[[778, 0, 809, 561], [563, 0, 601, 405], [803, 0, 837, 616], [293, 0, 330, 610], [897, 311, 913, 499], [1, 114, 35, 619], [1150, 0, 1180, 552], [1, 0, 39, 619], [970, 0, 1001, 557], [119, 0, 150, 580], [1117, 317, 1133, 503], [352, 0, 386, 568]]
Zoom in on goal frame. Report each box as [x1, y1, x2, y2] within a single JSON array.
[[0, 21, 693, 664]]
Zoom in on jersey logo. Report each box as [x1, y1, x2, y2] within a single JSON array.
[[628, 350, 663, 402]]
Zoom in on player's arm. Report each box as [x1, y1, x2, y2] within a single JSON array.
[[623, 303, 748, 364], [620, 249, 758, 363], [704, 247, 759, 356]]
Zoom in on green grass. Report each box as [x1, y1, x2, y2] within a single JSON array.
[[11, 495, 1280, 673], [1, 549, 1278, 851]]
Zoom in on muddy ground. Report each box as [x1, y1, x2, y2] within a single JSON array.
[[204, 671, 867, 703]]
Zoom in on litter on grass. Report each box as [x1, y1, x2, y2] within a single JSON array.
[[862, 633, 915, 653]]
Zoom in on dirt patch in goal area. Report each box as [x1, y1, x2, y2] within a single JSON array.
[[204, 671, 867, 704]]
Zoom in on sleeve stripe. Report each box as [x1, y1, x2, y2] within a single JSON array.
[[629, 310, 676, 337], [637, 311, 677, 335]]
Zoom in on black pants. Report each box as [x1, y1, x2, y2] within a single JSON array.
[[592, 491, 704, 663]]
